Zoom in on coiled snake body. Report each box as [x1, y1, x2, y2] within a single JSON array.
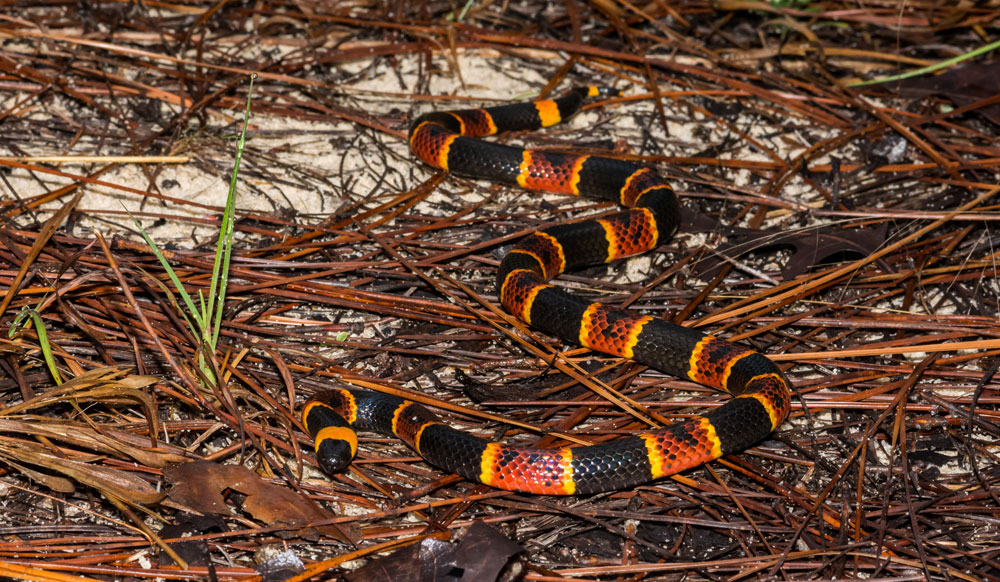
[[303, 87, 791, 495]]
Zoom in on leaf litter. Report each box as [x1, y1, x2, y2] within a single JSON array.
[[0, 2, 999, 581]]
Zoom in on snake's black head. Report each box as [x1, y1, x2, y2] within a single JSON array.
[[316, 437, 355, 475]]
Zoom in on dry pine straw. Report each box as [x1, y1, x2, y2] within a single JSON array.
[[0, 2, 999, 581]]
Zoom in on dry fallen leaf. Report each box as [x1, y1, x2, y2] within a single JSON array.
[[0, 418, 188, 468], [164, 460, 357, 543], [0, 439, 164, 504], [0, 367, 160, 439]]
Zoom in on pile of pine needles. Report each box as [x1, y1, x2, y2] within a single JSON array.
[[1, 1, 999, 581]]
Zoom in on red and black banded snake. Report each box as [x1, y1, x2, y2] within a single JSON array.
[[302, 87, 791, 495]]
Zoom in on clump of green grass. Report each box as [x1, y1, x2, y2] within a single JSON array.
[[129, 74, 257, 386]]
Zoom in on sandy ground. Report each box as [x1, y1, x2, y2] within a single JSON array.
[[4, 50, 819, 255]]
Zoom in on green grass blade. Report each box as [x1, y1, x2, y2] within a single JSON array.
[[208, 73, 256, 349], [10, 306, 62, 385], [137, 265, 203, 343], [126, 209, 205, 332], [848, 37, 1000, 87]]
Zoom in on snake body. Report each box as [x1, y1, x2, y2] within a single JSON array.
[[303, 87, 791, 495]]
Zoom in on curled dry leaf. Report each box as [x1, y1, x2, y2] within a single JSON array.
[[0, 439, 163, 504], [2, 458, 76, 493], [163, 460, 357, 543], [894, 61, 1000, 126], [693, 224, 890, 281], [1, 367, 159, 430], [345, 521, 521, 582], [0, 418, 189, 468]]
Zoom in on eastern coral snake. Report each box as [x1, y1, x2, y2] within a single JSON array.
[[303, 87, 791, 495]]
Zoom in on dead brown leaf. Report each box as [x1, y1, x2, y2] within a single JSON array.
[[164, 460, 357, 543], [0, 418, 188, 467], [0, 439, 164, 504]]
